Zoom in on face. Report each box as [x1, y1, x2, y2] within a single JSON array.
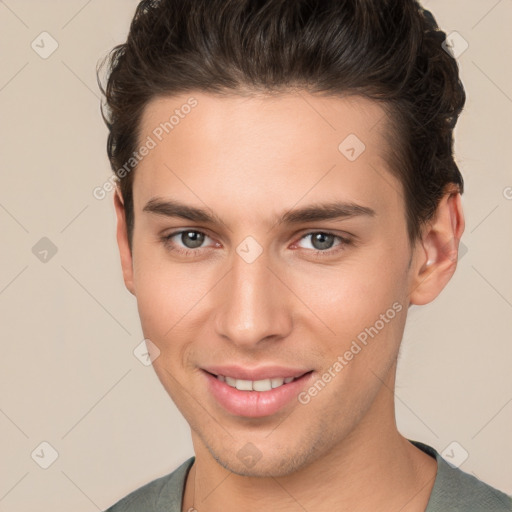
[[115, 91, 432, 477]]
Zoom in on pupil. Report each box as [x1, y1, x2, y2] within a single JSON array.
[[182, 231, 204, 248], [312, 233, 334, 250]]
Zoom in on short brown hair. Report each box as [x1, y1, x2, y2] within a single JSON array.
[[98, 0, 465, 250]]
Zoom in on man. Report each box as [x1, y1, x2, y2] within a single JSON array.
[[100, 0, 512, 510]]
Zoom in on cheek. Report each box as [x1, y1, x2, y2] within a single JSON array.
[[131, 246, 182, 339], [296, 243, 409, 358], [305, 254, 405, 315], [131, 246, 218, 350]]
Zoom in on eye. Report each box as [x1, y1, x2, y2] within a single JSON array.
[[161, 230, 216, 255], [294, 231, 352, 256]]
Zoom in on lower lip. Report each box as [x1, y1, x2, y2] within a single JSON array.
[[203, 370, 314, 418]]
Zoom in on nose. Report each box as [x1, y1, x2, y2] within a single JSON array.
[[213, 247, 293, 348]]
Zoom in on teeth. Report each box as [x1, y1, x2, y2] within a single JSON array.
[[217, 375, 299, 391], [253, 379, 272, 391], [235, 379, 253, 391], [225, 376, 237, 387], [271, 378, 284, 388]]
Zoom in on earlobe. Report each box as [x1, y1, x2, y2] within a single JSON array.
[[409, 187, 465, 306], [113, 186, 136, 296]]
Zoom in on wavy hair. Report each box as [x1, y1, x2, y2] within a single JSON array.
[[98, 0, 465, 250]]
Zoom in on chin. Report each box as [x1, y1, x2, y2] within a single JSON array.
[[205, 439, 322, 478]]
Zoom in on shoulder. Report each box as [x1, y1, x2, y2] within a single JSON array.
[[409, 440, 512, 512], [431, 457, 512, 511], [103, 456, 195, 512]]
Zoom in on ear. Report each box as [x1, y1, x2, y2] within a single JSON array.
[[409, 185, 465, 305], [113, 186, 135, 296]]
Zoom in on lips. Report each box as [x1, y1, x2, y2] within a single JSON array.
[[202, 365, 315, 418]]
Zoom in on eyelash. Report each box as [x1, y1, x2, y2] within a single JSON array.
[[160, 230, 353, 259]]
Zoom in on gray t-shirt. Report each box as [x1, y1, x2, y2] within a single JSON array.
[[104, 440, 512, 511]]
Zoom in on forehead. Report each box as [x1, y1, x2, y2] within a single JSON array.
[[139, 90, 389, 152], [133, 91, 403, 223]]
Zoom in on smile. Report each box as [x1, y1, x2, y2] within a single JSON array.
[[202, 369, 315, 417]]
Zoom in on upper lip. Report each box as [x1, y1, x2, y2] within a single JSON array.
[[202, 365, 312, 381]]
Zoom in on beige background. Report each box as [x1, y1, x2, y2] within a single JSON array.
[[0, 1, 511, 510]]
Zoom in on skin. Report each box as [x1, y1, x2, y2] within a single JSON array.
[[114, 91, 465, 512]]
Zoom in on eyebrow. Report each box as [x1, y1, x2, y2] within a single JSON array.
[[142, 197, 376, 226]]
